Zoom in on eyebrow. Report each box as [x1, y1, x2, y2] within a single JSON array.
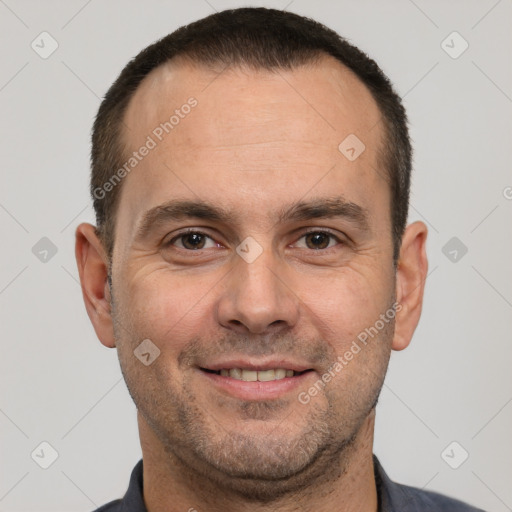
[[134, 196, 370, 241]]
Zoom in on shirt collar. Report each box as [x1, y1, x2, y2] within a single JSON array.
[[120, 459, 146, 512]]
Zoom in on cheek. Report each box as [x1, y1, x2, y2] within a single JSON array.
[[121, 269, 220, 351], [303, 265, 394, 350]]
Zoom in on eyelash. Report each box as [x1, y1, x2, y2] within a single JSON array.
[[165, 228, 344, 251]]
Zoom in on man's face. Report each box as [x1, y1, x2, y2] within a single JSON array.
[[111, 56, 396, 494]]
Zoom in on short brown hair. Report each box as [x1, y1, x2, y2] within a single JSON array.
[[91, 7, 411, 262]]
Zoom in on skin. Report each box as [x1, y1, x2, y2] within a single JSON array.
[[75, 55, 428, 512]]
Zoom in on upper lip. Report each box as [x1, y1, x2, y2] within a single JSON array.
[[199, 358, 314, 372]]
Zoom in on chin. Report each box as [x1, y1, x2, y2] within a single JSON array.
[[164, 403, 360, 502], [188, 427, 354, 503]]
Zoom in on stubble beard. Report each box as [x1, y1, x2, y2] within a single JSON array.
[[111, 288, 393, 503]]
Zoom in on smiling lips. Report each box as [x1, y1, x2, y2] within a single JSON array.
[[205, 368, 309, 381], [198, 357, 316, 402], [199, 363, 315, 400]]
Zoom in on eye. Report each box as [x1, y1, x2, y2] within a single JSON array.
[[294, 230, 341, 250], [165, 229, 343, 252], [167, 231, 218, 250]]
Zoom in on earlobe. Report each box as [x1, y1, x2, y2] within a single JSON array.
[[392, 221, 428, 351], [75, 223, 116, 348]]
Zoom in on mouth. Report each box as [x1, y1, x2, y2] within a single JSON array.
[[201, 367, 312, 382], [198, 363, 316, 401]]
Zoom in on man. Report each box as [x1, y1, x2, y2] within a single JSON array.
[[75, 7, 483, 512]]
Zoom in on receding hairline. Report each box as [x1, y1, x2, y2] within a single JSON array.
[[107, 52, 391, 251], [119, 51, 386, 160], [91, 7, 409, 264]]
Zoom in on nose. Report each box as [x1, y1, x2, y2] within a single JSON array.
[[215, 248, 300, 335]]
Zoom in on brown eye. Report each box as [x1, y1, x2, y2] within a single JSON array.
[[303, 231, 337, 250], [304, 232, 331, 250], [168, 231, 217, 250], [181, 233, 206, 249]]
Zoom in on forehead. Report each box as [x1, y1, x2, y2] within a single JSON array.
[[116, 55, 386, 247], [124, 54, 381, 147]]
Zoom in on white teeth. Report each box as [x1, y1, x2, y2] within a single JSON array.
[[218, 368, 296, 381], [241, 369, 258, 381], [229, 368, 243, 379], [257, 369, 275, 382], [274, 369, 286, 379]]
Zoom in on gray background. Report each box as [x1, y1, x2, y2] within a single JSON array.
[[1, 0, 511, 511]]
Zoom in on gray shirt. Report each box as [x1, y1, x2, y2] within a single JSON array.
[[92, 456, 485, 511]]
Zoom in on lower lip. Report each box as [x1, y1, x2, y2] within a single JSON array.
[[198, 369, 315, 400]]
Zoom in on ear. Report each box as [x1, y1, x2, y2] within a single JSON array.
[[75, 223, 115, 348], [392, 221, 428, 351]]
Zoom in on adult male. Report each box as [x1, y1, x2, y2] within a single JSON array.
[[75, 7, 483, 512]]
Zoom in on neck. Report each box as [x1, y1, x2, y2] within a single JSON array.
[[139, 410, 378, 512]]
